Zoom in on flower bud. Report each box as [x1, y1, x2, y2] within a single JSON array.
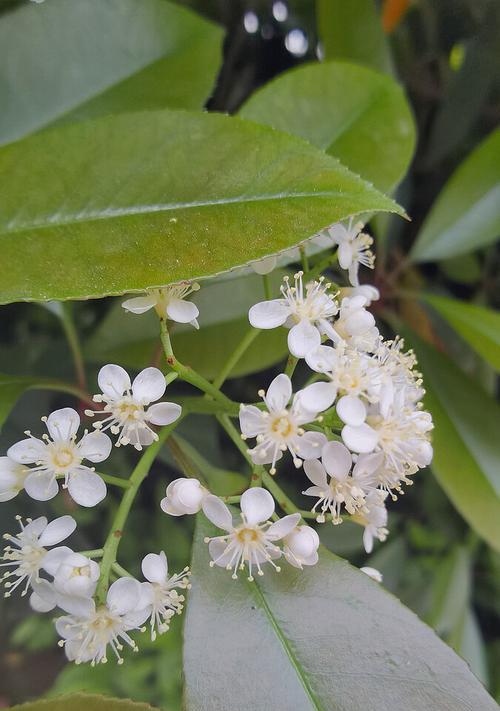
[[54, 552, 100, 597], [360, 566, 383, 583], [160, 477, 207, 516], [284, 525, 320, 569]]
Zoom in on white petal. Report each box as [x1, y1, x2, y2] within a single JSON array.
[[46, 408, 80, 441], [58, 593, 96, 617], [67, 470, 107, 507], [166, 298, 199, 324], [8, 437, 46, 464], [240, 487, 274, 525], [267, 513, 301, 541], [298, 382, 337, 413], [294, 431, 327, 460], [24, 471, 59, 501], [322, 441, 352, 480], [208, 539, 234, 568], [287, 320, 321, 358], [336, 395, 367, 426], [98, 364, 131, 397], [249, 442, 282, 466], [22, 516, 48, 538], [342, 423, 379, 454], [132, 367, 166, 404], [303, 459, 328, 488], [142, 551, 168, 583], [363, 528, 374, 554], [251, 255, 277, 275], [39, 516, 76, 546], [30, 589, 56, 613], [328, 223, 348, 244], [300, 550, 319, 566], [338, 241, 353, 270], [305, 345, 337, 373], [248, 299, 289, 329], [352, 452, 384, 481], [146, 402, 182, 426], [42, 546, 74, 575], [202, 495, 233, 531], [160, 497, 184, 516], [174, 479, 205, 513], [107, 577, 141, 615], [360, 566, 383, 582], [265, 373, 292, 412], [239, 405, 264, 437], [77, 431, 112, 463], [122, 294, 157, 314]]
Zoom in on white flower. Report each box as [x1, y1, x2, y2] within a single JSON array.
[[239, 374, 327, 474], [140, 552, 190, 641], [357, 490, 389, 553], [328, 219, 374, 287], [0, 456, 28, 501], [122, 283, 200, 329], [202, 488, 300, 581], [283, 525, 320, 569], [303, 441, 367, 523], [160, 477, 207, 516], [331, 295, 379, 352], [248, 272, 338, 357], [56, 577, 151, 665], [338, 284, 380, 306], [86, 365, 182, 450], [30, 552, 100, 613], [1, 515, 75, 597], [360, 566, 383, 583], [7, 409, 111, 507]]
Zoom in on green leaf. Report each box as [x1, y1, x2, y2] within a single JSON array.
[[316, 0, 393, 74], [411, 128, 500, 262], [86, 271, 289, 380], [0, 0, 222, 144], [0, 108, 403, 304], [421, 293, 500, 371], [240, 61, 415, 192], [407, 333, 500, 551], [183, 515, 497, 710], [9, 693, 157, 711]]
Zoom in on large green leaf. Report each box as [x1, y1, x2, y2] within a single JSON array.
[[86, 271, 288, 379], [10, 693, 156, 710], [411, 128, 500, 262], [240, 61, 415, 192], [183, 515, 497, 710], [0, 109, 403, 304], [316, 0, 393, 74], [0, 0, 222, 144], [421, 293, 500, 371], [408, 334, 500, 551]]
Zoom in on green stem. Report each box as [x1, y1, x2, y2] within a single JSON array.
[[216, 414, 262, 487], [35, 380, 93, 407], [98, 473, 132, 490], [299, 245, 309, 272], [212, 328, 260, 390], [60, 302, 86, 391], [159, 318, 236, 409], [284, 354, 298, 378], [95, 420, 181, 603], [222, 495, 242, 504], [79, 549, 103, 558], [305, 252, 339, 283], [178, 395, 239, 417], [112, 561, 133, 579]]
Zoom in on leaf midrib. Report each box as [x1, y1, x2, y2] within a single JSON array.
[[1, 189, 379, 235], [249, 579, 327, 711]]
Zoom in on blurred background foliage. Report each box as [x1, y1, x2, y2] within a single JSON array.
[[0, 0, 499, 708]]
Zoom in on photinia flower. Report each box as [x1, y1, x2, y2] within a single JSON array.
[[327, 219, 375, 287], [56, 577, 151, 665], [140, 552, 190, 641], [358, 490, 389, 553], [7, 409, 111, 507], [86, 365, 182, 450], [248, 272, 338, 357], [283, 525, 320, 569], [331, 295, 379, 352], [303, 441, 367, 523], [0, 456, 28, 502], [160, 477, 207, 516], [30, 552, 100, 613], [1, 515, 75, 598], [202, 488, 300, 581], [239, 374, 327, 474], [122, 283, 200, 329]]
